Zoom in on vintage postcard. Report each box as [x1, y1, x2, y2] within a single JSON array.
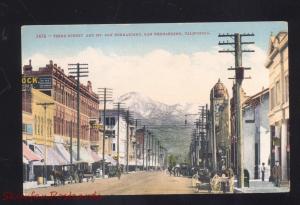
[[21, 22, 289, 196]]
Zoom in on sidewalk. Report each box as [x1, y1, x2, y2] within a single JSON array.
[[23, 181, 53, 190], [234, 179, 290, 193]]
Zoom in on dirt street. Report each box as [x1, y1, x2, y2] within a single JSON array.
[[24, 171, 208, 196]]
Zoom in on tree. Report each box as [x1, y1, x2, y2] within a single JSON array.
[[168, 154, 177, 167]]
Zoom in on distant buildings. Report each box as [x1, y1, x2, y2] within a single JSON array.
[[265, 31, 289, 181], [100, 109, 135, 167]]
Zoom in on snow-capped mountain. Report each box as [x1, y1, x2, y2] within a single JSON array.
[[118, 92, 198, 122], [117, 92, 199, 156]]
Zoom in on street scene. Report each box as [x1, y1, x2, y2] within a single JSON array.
[[22, 22, 289, 195]]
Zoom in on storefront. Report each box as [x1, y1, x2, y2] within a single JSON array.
[[23, 142, 43, 181]]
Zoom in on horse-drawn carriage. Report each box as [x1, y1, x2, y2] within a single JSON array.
[[75, 161, 95, 182], [51, 161, 95, 186]]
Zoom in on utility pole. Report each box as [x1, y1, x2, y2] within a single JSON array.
[[36, 102, 54, 184], [134, 119, 140, 171], [154, 139, 157, 170], [152, 135, 154, 169], [142, 125, 146, 170], [68, 63, 88, 162], [113, 102, 124, 169], [205, 104, 209, 169], [147, 131, 151, 171], [126, 110, 129, 173], [158, 141, 160, 169], [98, 88, 113, 178], [219, 33, 254, 188], [125, 109, 133, 173]]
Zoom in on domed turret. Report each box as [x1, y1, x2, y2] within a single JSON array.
[[210, 79, 229, 99]]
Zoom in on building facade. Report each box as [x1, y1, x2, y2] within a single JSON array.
[[265, 31, 289, 180], [23, 60, 100, 153], [100, 109, 136, 167], [210, 79, 230, 170], [242, 88, 270, 180]]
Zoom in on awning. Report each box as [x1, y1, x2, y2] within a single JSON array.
[[54, 143, 75, 164], [105, 155, 117, 165], [23, 142, 43, 162], [23, 156, 29, 164], [128, 159, 143, 166], [72, 146, 94, 163], [87, 148, 101, 162], [34, 144, 68, 165]]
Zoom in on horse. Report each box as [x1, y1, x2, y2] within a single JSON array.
[[174, 167, 180, 177], [168, 166, 173, 176], [51, 169, 65, 186]]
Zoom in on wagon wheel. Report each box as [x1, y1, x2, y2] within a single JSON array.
[[68, 175, 71, 184]]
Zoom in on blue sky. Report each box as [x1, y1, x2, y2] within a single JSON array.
[[21, 22, 288, 106]]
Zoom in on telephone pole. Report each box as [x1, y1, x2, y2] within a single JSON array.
[[68, 63, 88, 163], [98, 88, 113, 178], [36, 102, 54, 184], [218, 33, 254, 188], [142, 125, 146, 170], [124, 109, 133, 173], [113, 102, 125, 168], [134, 119, 141, 171]]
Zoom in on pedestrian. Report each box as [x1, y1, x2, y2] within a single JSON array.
[[117, 165, 122, 180], [272, 161, 281, 187], [261, 162, 266, 182]]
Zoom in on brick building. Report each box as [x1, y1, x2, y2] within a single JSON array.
[[22, 60, 100, 152]]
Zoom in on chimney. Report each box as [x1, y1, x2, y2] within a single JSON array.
[[23, 59, 33, 72], [87, 81, 92, 92], [50, 60, 53, 66]]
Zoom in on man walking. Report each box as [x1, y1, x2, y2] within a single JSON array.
[[117, 165, 122, 180], [261, 162, 266, 182], [272, 161, 281, 187]]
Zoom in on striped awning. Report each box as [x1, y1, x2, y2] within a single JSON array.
[[34, 144, 68, 165], [54, 143, 75, 164], [87, 147, 101, 162], [72, 146, 94, 163], [23, 142, 43, 162]]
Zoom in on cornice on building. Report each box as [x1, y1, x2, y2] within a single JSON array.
[[23, 60, 99, 103], [265, 32, 288, 69]]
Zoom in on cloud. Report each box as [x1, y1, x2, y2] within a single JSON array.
[[23, 45, 269, 106]]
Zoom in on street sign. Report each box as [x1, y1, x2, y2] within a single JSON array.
[[22, 76, 52, 90], [91, 123, 104, 130], [36, 76, 52, 89]]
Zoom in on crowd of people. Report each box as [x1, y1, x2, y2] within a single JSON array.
[[167, 160, 283, 193]]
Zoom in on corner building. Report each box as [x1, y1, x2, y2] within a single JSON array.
[[23, 60, 100, 154]]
